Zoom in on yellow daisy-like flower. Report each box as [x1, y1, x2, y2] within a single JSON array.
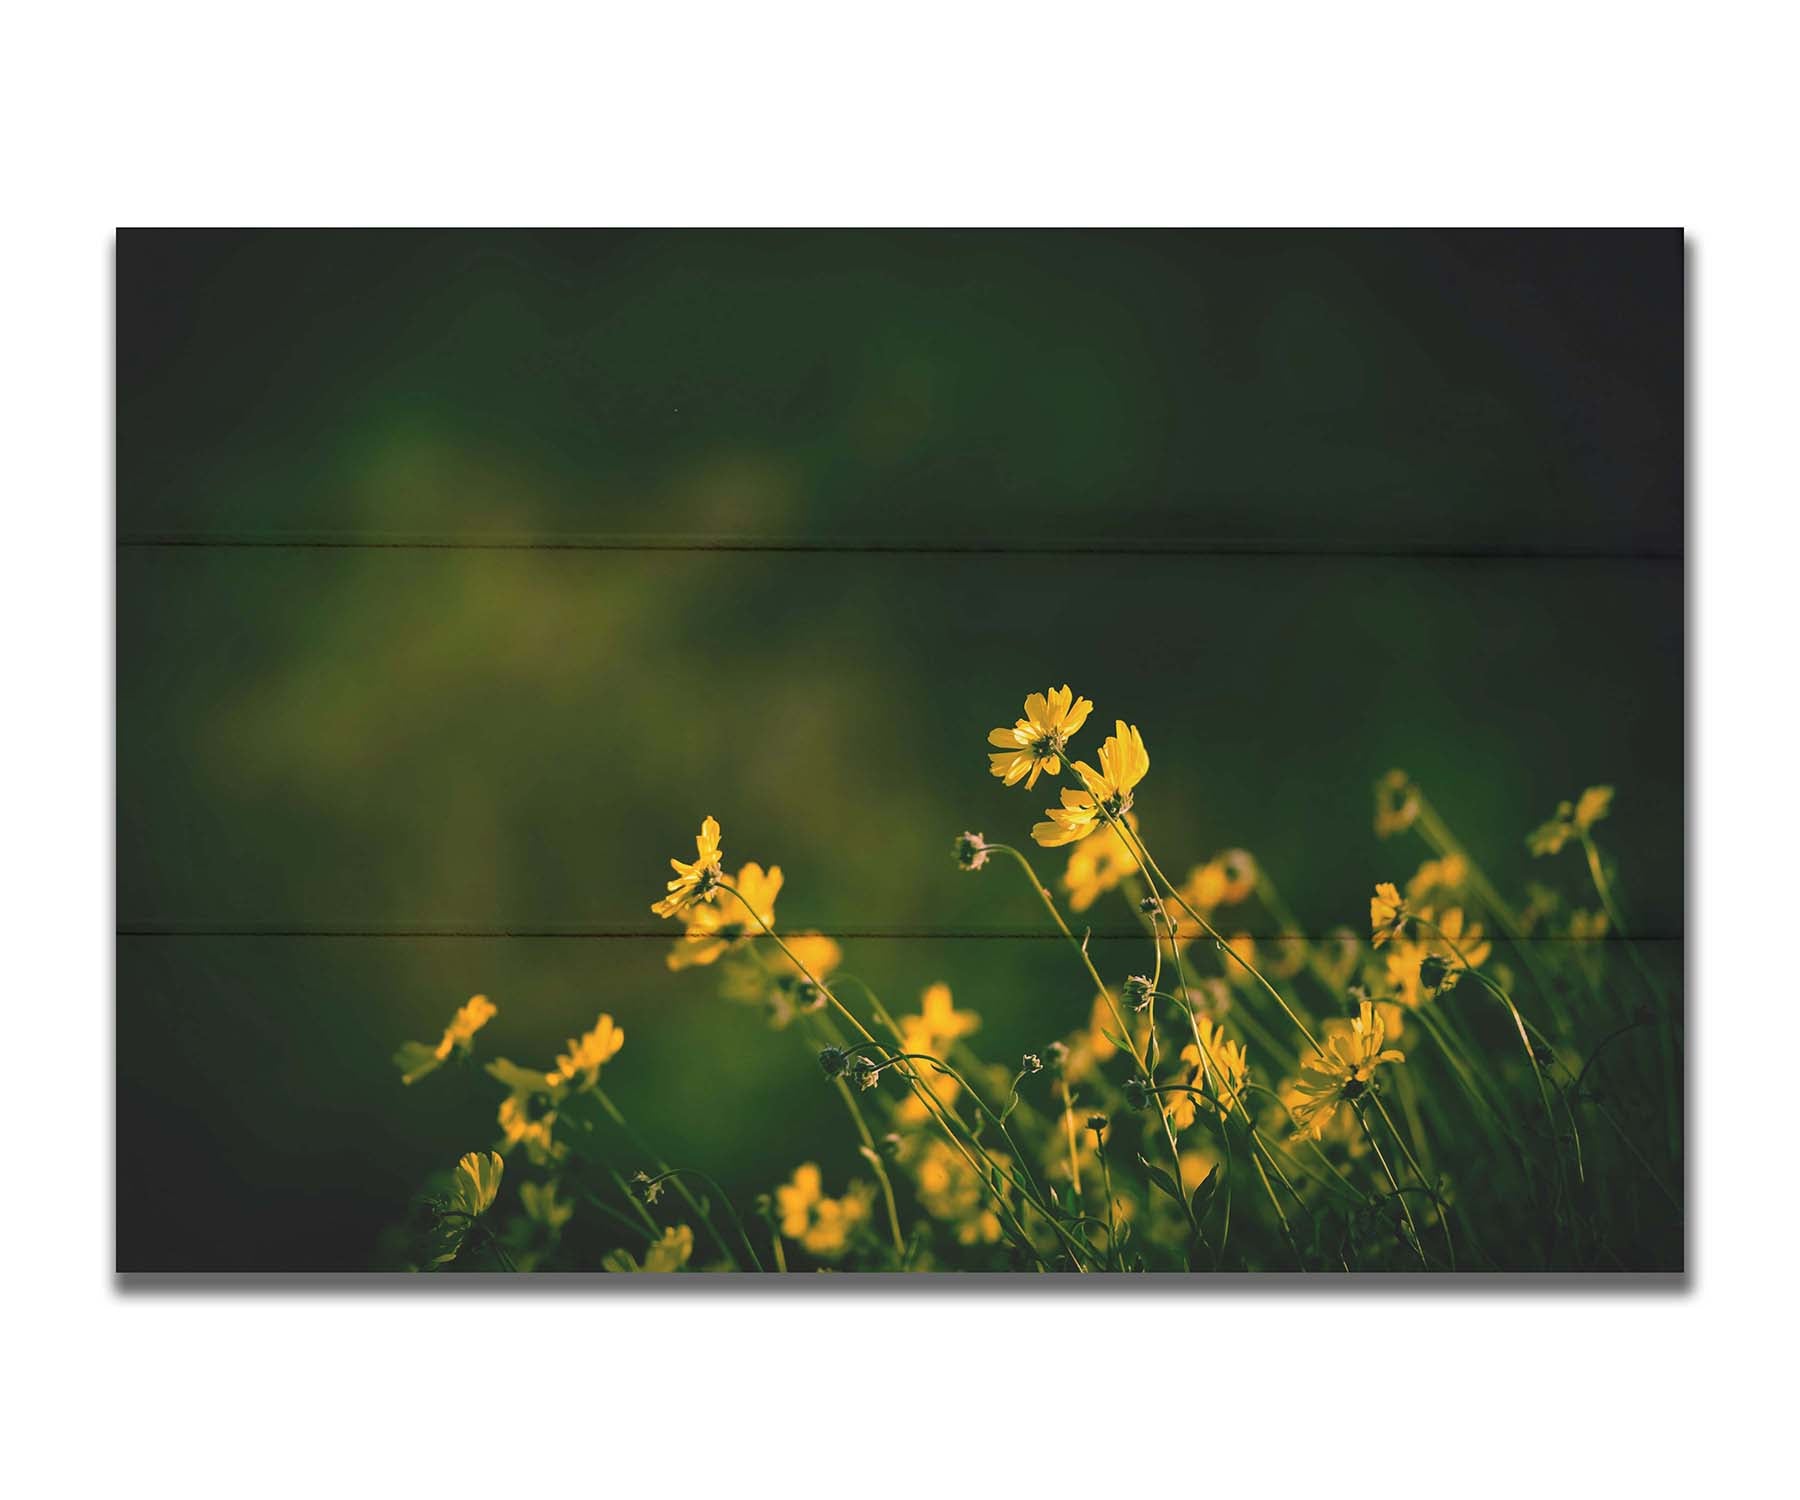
[[1219, 932, 1259, 988], [893, 982, 981, 1124], [487, 1057, 565, 1164], [1575, 785, 1615, 830], [987, 685, 1094, 789], [604, 1224, 695, 1273], [896, 1068, 962, 1126], [1406, 852, 1468, 903], [1567, 908, 1610, 983], [1271, 1075, 1370, 1159], [911, 1137, 1009, 1246], [550, 1012, 625, 1088], [720, 931, 842, 1027], [1386, 906, 1491, 1007], [1031, 720, 1149, 848], [519, 1179, 573, 1233], [643, 1225, 696, 1271], [1166, 1017, 1250, 1129], [1059, 988, 1152, 1084], [899, 981, 981, 1055], [393, 993, 498, 1085], [1374, 769, 1419, 837], [1289, 1002, 1405, 1141], [1265, 935, 1308, 980], [1184, 849, 1259, 912], [1569, 908, 1609, 942], [449, 1150, 504, 1218], [1369, 882, 1406, 947], [1528, 785, 1616, 857], [427, 1150, 506, 1266], [1314, 927, 1363, 991], [1062, 813, 1140, 912], [775, 1163, 873, 1260], [775, 1163, 824, 1234], [497, 1092, 563, 1165], [652, 815, 724, 918], [667, 861, 782, 970], [1433, 905, 1491, 969]]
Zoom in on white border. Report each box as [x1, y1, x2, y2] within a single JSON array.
[[9, 3, 1792, 1489]]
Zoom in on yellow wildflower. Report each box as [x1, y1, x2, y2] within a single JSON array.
[[1386, 905, 1491, 1007], [1272, 1075, 1370, 1159], [1519, 882, 1560, 934], [449, 1150, 504, 1217], [912, 1137, 1009, 1246], [1166, 1016, 1250, 1128], [550, 1013, 625, 1088], [1061, 989, 1148, 1084], [720, 931, 842, 1027], [1289, 1002, 1405, 1141], [1266, 936, 1308, 980], [895, 1067, 961, 1125], [393, 994, 498, 1086], [1575, 785, 1615, 829], [604, 1224, 694, 1273], [1433, 906, 1491, 969], [644, 1225, 695, 1271], [892, 983, 980, 1124], [668, 861, 781, 969], [1529, 785, 1615, 856], [1063, 812, 1140, 912], [898, 981, 980, 1054], [988, 684, 1094, 789], [488, 1057, 565, 1164], [1031, 720, 1149, 848], [775, 1163, 872, 1260], [1219, 932, 1259, 987], [519, 1179, 573, 1233], [1567, 908, 1610, 982], [1569, 908, 1609, 943], [428, 1150, 505, 1266], [497, 1093, 563, 1165], [1369, 882, 1406, 947], [1374, 769, 1419, 837], [1406, 852, 1468, 903], [652, 815, 724, 918], [1184, 850, 1259, 912]]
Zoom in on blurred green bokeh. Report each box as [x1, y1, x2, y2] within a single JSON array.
[[116, 231, 1681, 1269]]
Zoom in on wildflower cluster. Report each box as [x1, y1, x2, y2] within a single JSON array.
[[384, 694, 1678, 1272]]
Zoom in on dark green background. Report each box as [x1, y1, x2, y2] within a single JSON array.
[[117, 230, 1682, 1269]]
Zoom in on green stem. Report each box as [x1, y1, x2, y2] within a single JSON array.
[[1370, 1094, 1454, 1270], [1081, 794, 1323, 1055], [1356, 1105, 1428, 1267], [590, 1085, 740, 1269], [641, 1168, 765, 1271], [989, 840, 1197, 1259]]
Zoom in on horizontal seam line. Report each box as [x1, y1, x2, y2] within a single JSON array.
[[115, 535, 1682, 561], [115, 927, 1685, 941]]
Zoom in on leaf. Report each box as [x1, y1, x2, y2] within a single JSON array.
[[1190, 1162, 1221, 1218], [1136, 1153, 1185, 1209]]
